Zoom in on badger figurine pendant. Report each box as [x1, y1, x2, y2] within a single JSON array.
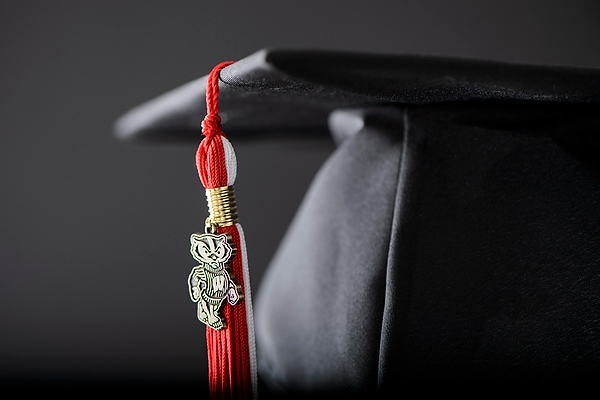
[[188, 232, 243, 330]]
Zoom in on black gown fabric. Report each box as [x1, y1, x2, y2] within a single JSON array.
[[115, 49, 600, 396]]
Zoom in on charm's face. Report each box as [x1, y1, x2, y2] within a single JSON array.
[[188, 232, 242, 330], [190, 233, 234, 266]]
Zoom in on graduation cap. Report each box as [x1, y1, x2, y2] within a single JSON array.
[[115, 48, 600, 395]]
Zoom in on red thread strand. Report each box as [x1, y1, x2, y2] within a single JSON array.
[[196, 136, 228, 188]]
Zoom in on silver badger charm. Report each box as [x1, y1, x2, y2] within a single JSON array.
[[188, 232, 243, 330]]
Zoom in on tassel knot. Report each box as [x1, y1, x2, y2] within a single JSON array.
[[202, 113, 223, 137]]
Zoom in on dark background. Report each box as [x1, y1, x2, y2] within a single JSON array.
[[1, 0, 599, 388]]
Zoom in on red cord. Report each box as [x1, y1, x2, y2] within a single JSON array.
[[196, 61, 234, 189]]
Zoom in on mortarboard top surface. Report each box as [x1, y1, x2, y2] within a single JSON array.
[[114, 47, 600, 144]]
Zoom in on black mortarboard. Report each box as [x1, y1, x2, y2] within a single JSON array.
[[115, 48, 600, 395]]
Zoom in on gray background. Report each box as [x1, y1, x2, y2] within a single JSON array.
[[1, 0, 599, 385]]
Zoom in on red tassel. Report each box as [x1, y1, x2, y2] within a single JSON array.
[[194, 61, 257, 400]]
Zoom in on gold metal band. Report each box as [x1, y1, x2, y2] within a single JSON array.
[[206, 185, 238, 227]]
